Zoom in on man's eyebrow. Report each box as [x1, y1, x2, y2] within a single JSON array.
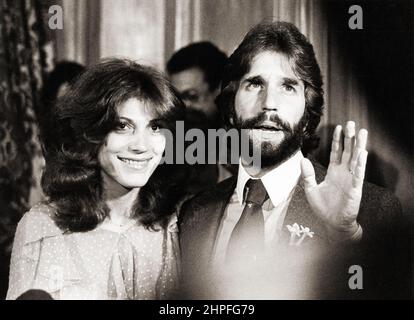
[[243, 75, 265, 84], [282, 77, 301, 86], [181, 87, 197, 92], [181, 88, 198, 94]]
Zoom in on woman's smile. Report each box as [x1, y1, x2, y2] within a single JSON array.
[[117, 156, 152, 170]]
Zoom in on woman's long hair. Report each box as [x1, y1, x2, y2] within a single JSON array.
[[41, 59, 186, 232]]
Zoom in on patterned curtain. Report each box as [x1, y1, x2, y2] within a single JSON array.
[[0, 0, 48, 297]]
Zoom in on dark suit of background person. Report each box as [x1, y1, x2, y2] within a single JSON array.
[[177, 22, 404, 299]]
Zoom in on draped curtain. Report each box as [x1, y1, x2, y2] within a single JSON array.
[[0, 0, 49, 297], [52, 0, 100, 66]]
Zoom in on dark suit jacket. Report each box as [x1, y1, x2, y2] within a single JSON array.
[[178, 161, 405, 299]]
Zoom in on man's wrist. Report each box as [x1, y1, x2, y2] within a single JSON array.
[[348, 223, 363, 242], [328, 223, 363, 243]]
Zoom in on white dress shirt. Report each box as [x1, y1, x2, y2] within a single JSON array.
[[212, 151, 304, 268]]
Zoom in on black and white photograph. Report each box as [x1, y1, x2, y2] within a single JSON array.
[[0, 0, 413, 305]]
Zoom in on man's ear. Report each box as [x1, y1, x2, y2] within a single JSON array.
[[213, 86, 221, 98]]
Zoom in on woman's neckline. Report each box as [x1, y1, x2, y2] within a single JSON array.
[[98, 218, 137, 233]]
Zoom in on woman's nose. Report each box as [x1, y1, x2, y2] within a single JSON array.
[[128, 133, 148, 153]]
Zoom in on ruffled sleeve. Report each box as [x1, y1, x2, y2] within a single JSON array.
[[6, 203, 63, 300]]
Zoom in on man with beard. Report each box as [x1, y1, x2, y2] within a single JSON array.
[[178, 22, 402, 299]]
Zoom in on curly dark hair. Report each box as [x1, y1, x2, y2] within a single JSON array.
[[41, 59, 186, 232], [166, 41, 227, 91], [216, 21, 324, 154]]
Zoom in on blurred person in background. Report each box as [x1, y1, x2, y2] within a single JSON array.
[[39, 61, 85, 153], [167, 41, 226, 126], [167, 42, 235, 194]]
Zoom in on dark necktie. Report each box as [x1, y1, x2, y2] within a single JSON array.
[[226, 178, 269, 263]]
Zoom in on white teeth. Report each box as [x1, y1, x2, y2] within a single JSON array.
[[251, 129, 283, 140], [119, 158, 148, 169]]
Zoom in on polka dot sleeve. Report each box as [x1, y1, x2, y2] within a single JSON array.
[[6, 204, 62, 300]]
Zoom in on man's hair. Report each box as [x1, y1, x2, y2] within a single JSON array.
[[41, 61, 86, 107], [42, 59, 186, 232], [166, 41, 227, 91], [39, 61, 85, 149], [216, 21, 324, 153]]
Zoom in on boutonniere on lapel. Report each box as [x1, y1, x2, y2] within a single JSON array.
[[286, 223, 314, 246]]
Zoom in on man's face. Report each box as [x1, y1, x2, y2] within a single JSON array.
[[170, 67, 218, 117], [234, 50, 307, 168]]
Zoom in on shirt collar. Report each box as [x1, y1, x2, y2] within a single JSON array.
[[236, 151, 303, 207]]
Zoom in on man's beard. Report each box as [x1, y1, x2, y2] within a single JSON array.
[[235, 112, 306, 169]]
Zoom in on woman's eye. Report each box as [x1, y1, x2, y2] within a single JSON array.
[[150, 124, 160, 133], [282, 84, 296, 93], [246, 82, 263, 91], [116, 122, 131, 131]]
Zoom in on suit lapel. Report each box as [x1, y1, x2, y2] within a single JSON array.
[[279, 162, 329, 247], [183, 177, 237, 267], [202, 182, 236, 264]]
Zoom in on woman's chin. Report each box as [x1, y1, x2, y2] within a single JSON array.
[[118, 178, 148, 190]]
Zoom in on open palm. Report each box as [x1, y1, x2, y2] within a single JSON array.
[[301, 121, 368, 241]]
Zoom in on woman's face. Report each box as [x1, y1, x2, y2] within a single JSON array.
[[99, 98, 166, 190]]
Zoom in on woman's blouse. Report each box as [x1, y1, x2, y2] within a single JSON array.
[[6, 203, 179, 300]]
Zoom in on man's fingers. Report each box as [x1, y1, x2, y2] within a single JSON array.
[[301, 158, 317, 190], [353, 150, 368, 188], [356, 128, 368, 150], [329, 125, 342, 164], [350, 129, 368, 171], [341, 121, 355, 165]]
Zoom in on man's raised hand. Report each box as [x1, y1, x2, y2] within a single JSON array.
[[300, 121, 368, 241]]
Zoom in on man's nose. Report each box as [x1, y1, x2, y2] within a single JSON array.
[[128, 133, 148, 153], [262, 87, 279, 111], [182, 98, 191, 108]]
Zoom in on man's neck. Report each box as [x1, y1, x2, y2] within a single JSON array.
[[236, 150, 303, 209], [241, 150, 300, 178]]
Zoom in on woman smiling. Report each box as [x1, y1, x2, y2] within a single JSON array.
[[7, 59, 186, 299]]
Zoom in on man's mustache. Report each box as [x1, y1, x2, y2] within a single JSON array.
[[237, 112, 292, 133]]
